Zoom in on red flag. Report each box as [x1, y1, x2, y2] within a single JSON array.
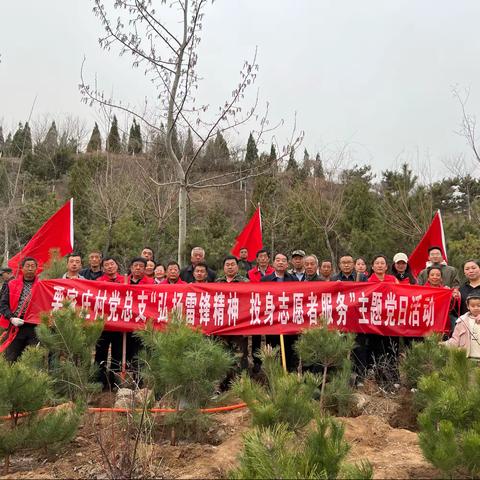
[[231, 206, 263, 262], [408, 210, 447, 277], [8, 199, 74, 274]]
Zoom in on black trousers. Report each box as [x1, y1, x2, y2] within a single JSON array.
[[94, 330, 123, 388], [5, 324, 38, 362]]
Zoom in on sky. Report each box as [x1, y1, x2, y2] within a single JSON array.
[[1, 0, 480, 180]]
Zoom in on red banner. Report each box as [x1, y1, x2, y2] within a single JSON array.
[[23, 279, 452, 337]]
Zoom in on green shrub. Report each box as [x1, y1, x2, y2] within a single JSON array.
[[36, 304, 104, 402], [400, 334, 448, 389], [230, 417, 373, 479], [295, 321, 355, 408], [417, 348, 480, 477], [233, 345, 319, 431]]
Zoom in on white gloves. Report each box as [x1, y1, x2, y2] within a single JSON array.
[[10, 317, 24, 327]]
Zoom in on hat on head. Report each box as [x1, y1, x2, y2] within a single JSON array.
[[291, 249, 306, 258], [393, 253, 408, 263]]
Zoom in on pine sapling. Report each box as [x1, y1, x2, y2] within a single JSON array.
[[294, 320, 355, 409], [36, 303, 104, 402], [233, 345, 320, 431], [0, 347, 80, 474], [136, 313, 234, 444]]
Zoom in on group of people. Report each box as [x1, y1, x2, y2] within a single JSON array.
[[1, 243, 480, 388]]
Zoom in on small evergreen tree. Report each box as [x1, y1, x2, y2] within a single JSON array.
[[11, 123, 24, 157], [230, 418, 373, 479], [294, 321, 355, 409], [86, 122, 102, 152], [127, 119, 142, 155], [36, 305, 104, 402], [136, 314, 233, 444], [0, 127, 4, 155], [4, 133, 12, 156], [0, 348, 81, 474], [417, 348, 480, 477], [286, 148, 299, 173], [400, 334, 448, 390], [244, 132, 258, 166], [106, 115, 121, 153], [314, 152, 324, 179], [233, 346, 320, 431], [43, 121, 58, 154]]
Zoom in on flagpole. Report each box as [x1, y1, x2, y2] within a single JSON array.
[[279, 334, 287, 372]]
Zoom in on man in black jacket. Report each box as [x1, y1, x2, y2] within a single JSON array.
[[180, 246, 216, 283], [261, 253, 299, 283], [261, 252, 298, 369]]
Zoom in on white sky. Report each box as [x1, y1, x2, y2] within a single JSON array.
[[1, 0, 480, 180]]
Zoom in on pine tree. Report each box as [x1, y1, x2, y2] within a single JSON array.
[[127, 119, 143, 155], [136, 313, 233, 444], [23, 122, 32, 155], [36, 305, 104, 402], [417, 348, 480, 477], [106, 115, 121, 153], [230, 418, 373, 479], [86, 122, 102, 152], [11, 123, 24, 157], [134, 120, 142, 153], [4, 133, 12, 156], [286, 148, 299, 172], [314, 152, 324, 179], [233, 346, 320, 431], [43, 121, 58, 154], [244, 132, 258, 166], [0, 127, 4, 155], [214, 131, 230, 169], [0, 348, 81, 474], [269, 143, 278, 173], [183, 128, 194, 161], [294, 321, 355, 409]]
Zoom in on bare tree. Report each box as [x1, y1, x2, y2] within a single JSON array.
[[81, 0, 300, 265], [453, 86, 480, 164]]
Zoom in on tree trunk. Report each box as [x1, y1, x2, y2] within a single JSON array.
[[178, 183, 187, 267], [325, 229, 336, 273], [2, 216, 9, 266]]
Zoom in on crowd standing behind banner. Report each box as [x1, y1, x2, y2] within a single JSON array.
[[2, 244, 480, 390]]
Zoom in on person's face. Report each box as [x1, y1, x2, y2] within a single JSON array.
[[395, 261, 407, 273], [320, 261, 332, 278], [428, 269, 442, 286], [257, 252, 269, 269], [67, 256, 82, 274], [239, 249, 248, 260], [141, 248, 153, 261], [191, 248, 205, 265], [21, 261, 37, 280], [274, 254, 288, 273], [468, 299, 480, 318], [167, 264, 180, 282], [193, 266, 208, 282], [464, 262, 480, 282], [304, 257, 318, 276], [154, 265, 166, 279], [291, 255, 304, 270], [355, 259, 367, 273], [103, 259, 118, 276], [372, 257, 387, 275], [145, 260, 155, 276], [428, 249, 443, 264], [89, 253, 102, 268], [131, 261, 145, 278], [224, 259, 239, 277], [1, 271, 13, 282], [339, 256, 354, 275]]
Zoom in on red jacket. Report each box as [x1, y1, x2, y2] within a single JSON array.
[[368, 273, 398, 284], [0, 276, 37, 328], [97, 274, 125, 284], [159, 278, 187, 285], [247, 265, 275, 283]]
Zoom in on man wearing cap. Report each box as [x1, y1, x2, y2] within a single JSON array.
[[391, 253, 416, 284], [417, 246, 460, 288], [0, 267, 14, 297], [289, 250, 306, 281]]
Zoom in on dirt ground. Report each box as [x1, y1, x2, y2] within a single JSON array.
[[0, 399, 441, 480]]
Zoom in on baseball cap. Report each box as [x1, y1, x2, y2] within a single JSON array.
[[291, 250, 306, 258], [393, 253, 408, 263]]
